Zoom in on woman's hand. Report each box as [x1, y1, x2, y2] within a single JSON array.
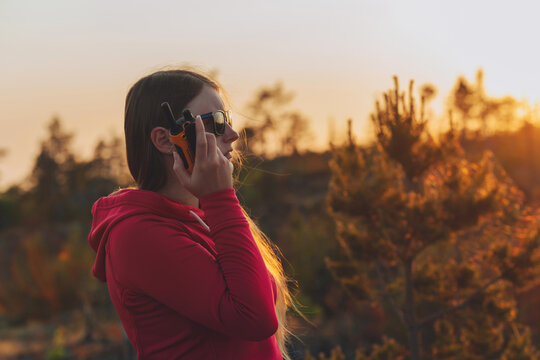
[[172, 115, 233, 199]]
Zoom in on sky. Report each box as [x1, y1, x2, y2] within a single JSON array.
[[1, 0, 540, 189]]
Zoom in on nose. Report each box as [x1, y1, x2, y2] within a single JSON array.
[[223, 123, 239, 144]]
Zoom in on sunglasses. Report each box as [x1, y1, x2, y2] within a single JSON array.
[[199, 110, 233, 136]]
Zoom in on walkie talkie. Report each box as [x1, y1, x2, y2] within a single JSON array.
[[161, 102, 197, 174]]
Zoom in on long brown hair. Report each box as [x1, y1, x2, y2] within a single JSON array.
[[124, 69, 295, 358]]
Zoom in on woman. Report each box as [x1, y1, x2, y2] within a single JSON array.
[[88, 69, 294, 359]]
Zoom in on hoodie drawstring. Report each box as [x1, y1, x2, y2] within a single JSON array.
[[189, 210, 211, 232]]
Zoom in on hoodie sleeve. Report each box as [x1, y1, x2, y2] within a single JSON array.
[[107, 188, 278, 341]]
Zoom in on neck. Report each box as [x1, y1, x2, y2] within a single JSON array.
[[157, 172, 199, 209]]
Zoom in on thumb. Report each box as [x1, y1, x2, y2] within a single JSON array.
[[172, 151, 190, 185]]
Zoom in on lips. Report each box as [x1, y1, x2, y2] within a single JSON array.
[[225, 150, 233, 160]]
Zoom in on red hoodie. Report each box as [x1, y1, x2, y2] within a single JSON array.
[[88, 188, 282, 359]]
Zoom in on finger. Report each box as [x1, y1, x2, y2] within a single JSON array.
[[195, 116, 207, 162], [172, 151, 190, 185], [216, 146, 227, 160], [206, 133, 218, 160]]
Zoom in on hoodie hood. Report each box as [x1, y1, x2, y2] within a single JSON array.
[[88, 189, 208, 282]]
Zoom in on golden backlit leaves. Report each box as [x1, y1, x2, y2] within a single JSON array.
[[326, 75, 540, 358]]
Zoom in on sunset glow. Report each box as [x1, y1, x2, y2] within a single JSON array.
[[1, 0, 540, 188]]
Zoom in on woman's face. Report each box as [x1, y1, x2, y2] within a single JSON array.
[[184, 85, 239, 160]]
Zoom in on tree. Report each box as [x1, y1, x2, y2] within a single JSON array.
[[22, 117, 130, 225], [240, 82, 313, 157], [26, 117, 76, 224], [0, 147, 6, 182], [0, 117, 134, 346], [449, 69, 521, 135], [0, 148, 16, 229], [326, 76, 540, 359], [304, 338, 407, 360]]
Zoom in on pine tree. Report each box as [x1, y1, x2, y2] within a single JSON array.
[[449, 69, 520, 134], [0, 118, 128, 325], [240, 82, 312, 157], [326, 77, 540, 359]]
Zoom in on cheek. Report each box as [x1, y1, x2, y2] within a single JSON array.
[[216, 139, 227, 153]]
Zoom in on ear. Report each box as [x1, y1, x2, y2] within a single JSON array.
[[150, 127, 174, 155]]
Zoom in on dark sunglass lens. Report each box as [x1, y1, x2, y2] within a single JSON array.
[[201, 116, 215, 133]]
